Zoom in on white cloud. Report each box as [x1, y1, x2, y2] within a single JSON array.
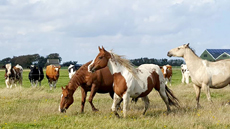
[[0, 0, 230, 64]]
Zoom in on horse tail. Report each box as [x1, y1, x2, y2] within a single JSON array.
[[165, 85, 180, 108]]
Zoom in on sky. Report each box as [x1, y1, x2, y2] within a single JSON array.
[[0, 0, 230, 64]]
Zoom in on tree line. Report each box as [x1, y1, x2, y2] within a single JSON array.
[[0, 53, 62, 68], [0, 54, 184, 68], [130, 57, 184, 66]]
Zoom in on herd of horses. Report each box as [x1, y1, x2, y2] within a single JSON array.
[[60, 43, 230, 118], [2, 43, 230, 118]]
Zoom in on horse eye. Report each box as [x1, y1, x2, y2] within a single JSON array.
[[65, 96, 68, 99], [99, 56, 103, 59], [178, 48, 180, 50]]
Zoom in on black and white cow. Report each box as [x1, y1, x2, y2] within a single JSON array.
[[68, 64, 82, 79], [68, 64, 76, 79], [28, 65, 44, 87], [2, 64, 23, 88]]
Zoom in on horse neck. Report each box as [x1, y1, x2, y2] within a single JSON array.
[[107, 59, 128, 75], [183, 48, 203, 75], [69, 70, 87, 91]]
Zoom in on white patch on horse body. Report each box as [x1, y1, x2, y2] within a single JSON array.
[[107, 58, 163, 97]]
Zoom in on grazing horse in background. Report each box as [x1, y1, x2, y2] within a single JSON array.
[[46, 65, 61, 90], [181, 64, 190, 84], [168, 43, 230, 108], [88, 47, 180, 118], [28, 65, 44, 87], [160, 65, 172, 86], [68, 64, 76, 79], [2, 64, 23, 88], [59, 61, 120, 113]]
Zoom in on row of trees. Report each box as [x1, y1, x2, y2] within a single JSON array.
[[0, 53, 62, 68], [0, 54, 184, 68], [130, 57, 184, 66]]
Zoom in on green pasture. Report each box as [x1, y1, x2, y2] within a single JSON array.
[[0, 68, 230, 129]]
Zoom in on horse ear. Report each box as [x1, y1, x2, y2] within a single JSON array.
[[98, 46, 102, 51], [101, 46, 106, 51], [185, 43, 190, 48], [61, 87, 64, 90]]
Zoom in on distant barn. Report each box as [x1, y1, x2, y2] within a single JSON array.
[[47, 59, 60, 66], [200, 49, 230, 61]]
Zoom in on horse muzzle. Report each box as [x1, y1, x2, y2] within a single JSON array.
[[59, 105, 67, 113], [59, 108, 66, 113], [167, 52, 173, 57], [89, 65, 96, 73]]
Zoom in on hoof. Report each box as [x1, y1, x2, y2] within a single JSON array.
[[93, 108, 99, 112], [114, 112, 120, 118]]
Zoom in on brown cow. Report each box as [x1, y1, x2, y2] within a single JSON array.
[[2, 64, 23, 88], [46, 65, 61, 90], [160, 65, 172, 86]]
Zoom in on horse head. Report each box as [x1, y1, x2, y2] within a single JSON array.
[[59, 85, 74, 113], [167, 43, 190, 57], [88, 46, 111, 73]]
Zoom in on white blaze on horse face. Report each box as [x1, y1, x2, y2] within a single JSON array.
[[88, 59, 95, 72]]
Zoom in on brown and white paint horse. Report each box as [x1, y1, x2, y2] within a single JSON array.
[[88, 47, 180, 117], [160, 65, 172, 86], [168, 43, 230, 108], [2, 64, 23, 88], [59, 61, 121, 113]]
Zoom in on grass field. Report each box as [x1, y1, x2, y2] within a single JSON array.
[[0, 68, 230, 129]]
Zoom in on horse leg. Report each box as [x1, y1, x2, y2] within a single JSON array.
[[111, 93, 122, 118], [109, 91, 123, 110], [202, 83, 213, 103], [88, 84, 99, 112], [158, 87, 171, 112], [193, 84, 201, 108], [122, 93, 130, 118], [80, 87, 87, 113], [141, 96, 150, 115]]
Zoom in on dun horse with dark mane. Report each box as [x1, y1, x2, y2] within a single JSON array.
[[168, 43, 230, 107], [59, 61, 119, 113]]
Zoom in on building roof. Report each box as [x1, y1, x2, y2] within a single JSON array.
[[206, 49, 230, 59]]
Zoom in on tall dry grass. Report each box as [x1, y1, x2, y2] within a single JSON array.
[[0, 69, 230, 129]]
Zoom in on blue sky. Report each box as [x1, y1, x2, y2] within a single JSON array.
[[0, 0, 230, 64]]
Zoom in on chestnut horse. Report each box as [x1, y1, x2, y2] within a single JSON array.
[[88, 47, 180, 117], [168, 43, 230, 108], [59, 61, 119, 113]]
